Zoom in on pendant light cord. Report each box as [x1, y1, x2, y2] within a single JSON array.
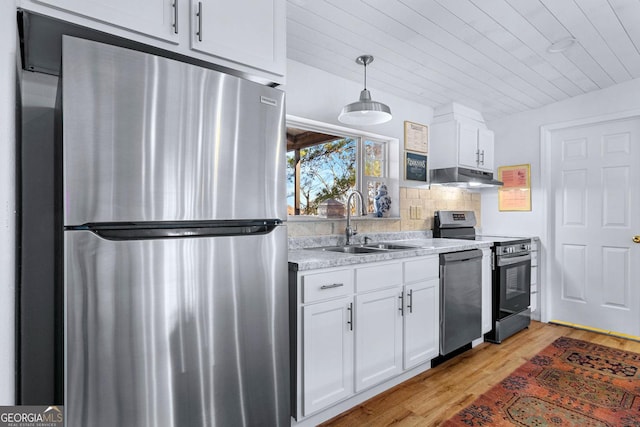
[[363, 61, 367, 90]]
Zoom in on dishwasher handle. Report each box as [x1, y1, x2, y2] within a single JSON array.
[[440, 249, 483, 264]]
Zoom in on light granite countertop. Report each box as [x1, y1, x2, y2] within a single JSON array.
[[288, 236, 492, 272]]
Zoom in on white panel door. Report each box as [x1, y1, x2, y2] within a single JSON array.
[[302, 297, 354, 416], [354, 287, 403, 392], [550, 117, 640, 335]]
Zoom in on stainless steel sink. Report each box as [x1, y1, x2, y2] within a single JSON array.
[[363, 243, 419, 250], [318, 246, 384, 254], [306, 241, 420, 254]]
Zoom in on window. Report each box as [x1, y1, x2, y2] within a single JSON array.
[[286, 124, 390, 216]]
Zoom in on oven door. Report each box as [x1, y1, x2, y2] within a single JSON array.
[[496, 253, 531, 319]]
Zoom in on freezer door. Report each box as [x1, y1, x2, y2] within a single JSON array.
[[61, 36, 286, 225], [64, 227, 289, 427]]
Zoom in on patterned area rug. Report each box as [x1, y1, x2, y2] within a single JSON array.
[[443, 337, 640, 426]]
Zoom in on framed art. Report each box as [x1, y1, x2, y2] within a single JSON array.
[[405, 151, 427, 182], [498, 164, 531, 211], [404, 121, 428, 153]]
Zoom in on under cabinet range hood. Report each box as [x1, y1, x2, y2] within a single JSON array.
[[429, 167, 503, 188]]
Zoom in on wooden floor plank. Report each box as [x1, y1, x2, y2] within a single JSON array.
[[320, 321, 640, 426]]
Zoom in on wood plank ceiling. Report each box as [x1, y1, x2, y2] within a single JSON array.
[[286, 0, 640, 121]]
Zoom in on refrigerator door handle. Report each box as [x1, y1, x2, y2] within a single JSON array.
[[70, 219, 283, 241]]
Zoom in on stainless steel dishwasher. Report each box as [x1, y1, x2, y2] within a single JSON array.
[[440, 249, 483, 355]]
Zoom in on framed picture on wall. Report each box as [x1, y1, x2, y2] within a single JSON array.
[[404, 121, 428, 153], [405, 151, 427, 182], [498, 164, 531, 211]]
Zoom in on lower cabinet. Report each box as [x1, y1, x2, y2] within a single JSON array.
[[293, 255, 441, 420], [354, 286, 403, 392], [302, 297, 354, 415], [403, 279, 439, 369]]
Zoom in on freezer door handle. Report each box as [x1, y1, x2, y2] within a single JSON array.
[[69, 219, 283, 241]]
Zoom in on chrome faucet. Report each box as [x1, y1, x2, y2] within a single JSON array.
[[345, 190, 367, 246]]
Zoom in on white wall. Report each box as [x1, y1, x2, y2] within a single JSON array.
[[0, 0, 17, 405], [283, 59, 435, 191], [283, 59, 435, 141], [481, 77, 640, 238]]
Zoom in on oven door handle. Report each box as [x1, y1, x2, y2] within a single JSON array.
[[497, 253, 531, 267]]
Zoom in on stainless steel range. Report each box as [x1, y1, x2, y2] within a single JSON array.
[[433, 210, 532, 343]]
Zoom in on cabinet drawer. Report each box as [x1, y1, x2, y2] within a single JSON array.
[[404, 256, 439, 283], [302, 269, 353, 303], [355, 262, 402, 293]]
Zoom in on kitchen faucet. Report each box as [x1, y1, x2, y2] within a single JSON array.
[[345, 190, 367, 245]]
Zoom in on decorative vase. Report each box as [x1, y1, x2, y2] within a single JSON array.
[[374, 184, 391, 218]]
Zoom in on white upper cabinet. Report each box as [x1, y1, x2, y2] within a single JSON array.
[[477, 128, 495, 171], [190, 0, 285, 76], [19, 0, 285, 83], [30, 0, 179, 43], [458, 121, 482, 169], [430, 103, 495, 173]]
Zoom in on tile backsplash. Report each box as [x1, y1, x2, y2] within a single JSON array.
[[287, 186, 481, 237]]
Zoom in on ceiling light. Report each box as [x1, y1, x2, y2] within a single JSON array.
[[547, 37, 577, 53], [338, 55, 392, 125]]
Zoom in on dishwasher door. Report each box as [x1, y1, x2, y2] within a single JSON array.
[[440, 249, 483, 355]]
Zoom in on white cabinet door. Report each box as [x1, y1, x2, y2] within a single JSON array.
[[302, 297, 354, 416], [481, 248, 493, 335], [355, 287, 403, 392], [403, 279, 439, 369], [477, 129, 495, 172], [458, 122, 480, 169], [32, 0, 179, 43], [190, 0, 285, 76]]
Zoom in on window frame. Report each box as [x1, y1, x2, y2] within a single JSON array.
[[286, 115, 398, 219]]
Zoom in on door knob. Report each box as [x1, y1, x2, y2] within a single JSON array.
[[634, 235, 640, 243]]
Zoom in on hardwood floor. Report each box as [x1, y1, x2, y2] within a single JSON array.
[[319, 321, 640, 426]]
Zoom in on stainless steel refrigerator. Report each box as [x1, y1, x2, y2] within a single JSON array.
[[60, 36, 288, 426]]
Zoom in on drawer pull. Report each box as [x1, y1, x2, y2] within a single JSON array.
[[196, 2, 203, 41], [347, 303, 353, 331], [320, 283, 344, 290], [172, 0, 179, 34]]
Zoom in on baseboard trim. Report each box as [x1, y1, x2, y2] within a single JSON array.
[[550, 320, 640, 342]]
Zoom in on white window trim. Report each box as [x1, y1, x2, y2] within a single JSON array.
[[286, 115, 400, 219]]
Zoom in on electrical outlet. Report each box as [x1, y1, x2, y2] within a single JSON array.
[[409, 206, 422, 219]]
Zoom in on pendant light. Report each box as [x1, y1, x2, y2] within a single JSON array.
[[338, 55, 392, 125]]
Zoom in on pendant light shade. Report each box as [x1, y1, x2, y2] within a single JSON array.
[[339, 55, 392, 125]]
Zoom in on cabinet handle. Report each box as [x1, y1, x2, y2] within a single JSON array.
[[398, 294, 404, 316], [407, 289, 413, 314], [172, 0, 179, 34], [196, 2, 203, 42], [480, 150, 485, 165], [475, 149, 480, 165], [320, 283, 344, 290], [347, 303, 353, 331]]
